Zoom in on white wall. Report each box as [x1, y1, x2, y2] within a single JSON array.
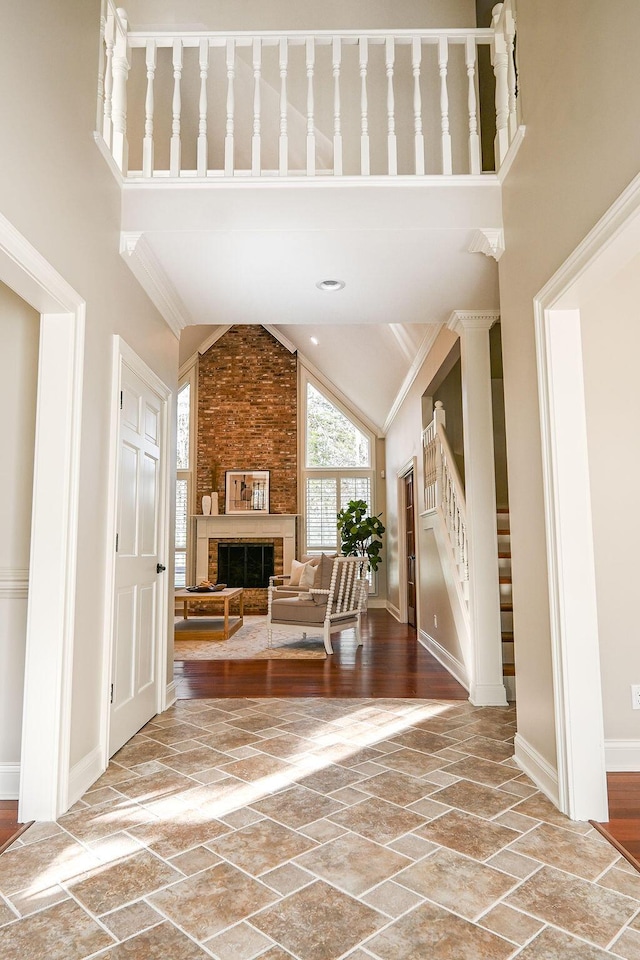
[[498, 0, 640, 772], [581, 255, 640, 745], [0, 1, 178, 777], [0, 284, 39, 796]]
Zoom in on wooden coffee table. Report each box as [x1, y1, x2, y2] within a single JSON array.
[[174, 587, 244, 642]]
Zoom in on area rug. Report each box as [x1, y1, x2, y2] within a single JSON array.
[[174, 615, 327, 660]]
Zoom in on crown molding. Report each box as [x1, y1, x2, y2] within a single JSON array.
[[383, 324, 443, 434], [468, 228, 505, 262], [447, 309, 500, 334], [120, 232, 191, 338]]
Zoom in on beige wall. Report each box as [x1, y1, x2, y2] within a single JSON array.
[[498, 0, 640, 768], [0, 285, 39, 768], [581, 255, 640, 741], [0, 1, 178, 770]]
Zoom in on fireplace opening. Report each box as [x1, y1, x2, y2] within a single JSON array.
[[218, 543, 275, 588]]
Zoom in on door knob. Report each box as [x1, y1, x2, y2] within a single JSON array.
[[156, 563, 166, 573]]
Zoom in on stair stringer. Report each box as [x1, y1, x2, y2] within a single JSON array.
[[420, 507, 472, 692]]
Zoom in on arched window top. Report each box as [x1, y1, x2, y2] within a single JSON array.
[[306, 382, 370, 468]]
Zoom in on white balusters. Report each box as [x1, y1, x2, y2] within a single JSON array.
[[197, 39, 209, 177], [332, 38, 342, 177], [142, 40, 156, 177], [411, 38, 424, 176], [170, 39, 183, 177], [225, 39, 235, 176], [102, 8, 115, 148], [492, 3, 510, 168], [359, 37, 370, 176], [252, 38, 262, 176], [438, 36, 452, 175], [279, 38, 288, 176], [306, 38, 316, 176], [110, 8, 130, 173], [385, 37, 397, 176], [423, 402, 468, 586], [505, 4, 518, 138], [465, 36, 481, 175], [97, 0, 107, 131]]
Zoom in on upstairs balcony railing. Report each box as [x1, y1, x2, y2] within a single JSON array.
[[97, 0, 517, 180]]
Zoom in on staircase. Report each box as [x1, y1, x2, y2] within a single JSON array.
[[497, 508, 515, 701]]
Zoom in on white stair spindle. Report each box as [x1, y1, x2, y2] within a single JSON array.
[[278, 38, 288, 176], [306, 37, 316, 177], [225, 39, 235, 176], [438, 36, 452, 175], [252, 38, 262, 176], [96, 0, 107, 132], [332, 37, 343, 177], [197, 39, 209, 177], [142, 40, 156, 177], [359, 37, 370, 176], [385, 37, 397, 176], [170, 38, 183, 177], [111, 8, 130, 174], [505, 6, 518, 138], [412, 37, 424, 176], [465, 36, 481, 175], [492, 4, 510, 168], [102, 8, 115, 148]]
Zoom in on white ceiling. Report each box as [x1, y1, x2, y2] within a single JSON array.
[[123, 180, 501, 430]]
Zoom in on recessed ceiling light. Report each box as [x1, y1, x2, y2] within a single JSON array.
[[310, 336, 319, 345], [316, 279, 345, 292]]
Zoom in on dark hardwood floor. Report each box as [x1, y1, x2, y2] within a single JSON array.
[[174, 609, 468, 700], [592, 772, 640, 871], [0, 801, 31, 857]]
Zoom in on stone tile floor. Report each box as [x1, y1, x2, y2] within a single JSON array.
[[1, 697, 640, 959]]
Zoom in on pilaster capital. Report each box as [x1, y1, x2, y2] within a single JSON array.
[[447, 310, 500, 335]]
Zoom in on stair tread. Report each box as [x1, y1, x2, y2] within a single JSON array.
[[496, 508, 510, 514], [497, 528, 510, 535], [499, 577, 512, 584], [502, 632, 514, 641], [503, 663, 516, 676], [500, 602, 513, 611], [498, 552, 511, 559]]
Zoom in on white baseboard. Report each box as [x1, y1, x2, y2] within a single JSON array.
[[165, 680, 178, 710], [386, 601, 402, 622], [469, 682, 508, 707], [367, 599, 387, 610], [605, 739, 640, 771], [419, 630, 469, 692], [0, 762, 20, 800], [68, 746, 104, 809], [514, 732, 559, 807]]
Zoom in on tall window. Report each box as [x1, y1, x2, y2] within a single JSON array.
[[175, 378, 192, 586], [303, 379, 375, 580]]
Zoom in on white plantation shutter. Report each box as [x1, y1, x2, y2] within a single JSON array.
[[306, 477, 338, 550], [340, 476, 371, 511], [175, 477, 188, 587]]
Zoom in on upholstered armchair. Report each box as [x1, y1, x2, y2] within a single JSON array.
[[268, 553, 335, 599], [267, 555, 368, 655]]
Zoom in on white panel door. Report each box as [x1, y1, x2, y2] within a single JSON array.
[[109, 364, 165, 756]]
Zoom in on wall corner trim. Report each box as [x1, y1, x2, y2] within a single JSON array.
[[120, 232, 191, 337], [419, 630, 469, 692], [514, 733, 560, 807], [165, 681, 178, 710], [0, 763, 20, 801], [67, 746, 104, 812]]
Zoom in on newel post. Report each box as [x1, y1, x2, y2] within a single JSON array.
[[448, 310, 507, 707], [433, 401, 446, 507], [491, 3, 510, 169], [111, 7, 130, 174]]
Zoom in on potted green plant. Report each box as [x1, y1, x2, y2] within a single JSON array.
[[337, 500, 385, 610]]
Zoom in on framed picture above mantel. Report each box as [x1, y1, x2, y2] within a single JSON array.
[[225, 470, 270, 515]]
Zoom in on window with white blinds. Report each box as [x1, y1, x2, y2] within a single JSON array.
[[175, 374, 194, 587], [306, 474, 373, 553]]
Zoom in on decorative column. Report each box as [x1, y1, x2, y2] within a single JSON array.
[[448, 310, 507, 706]]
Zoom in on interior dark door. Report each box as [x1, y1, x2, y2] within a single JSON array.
[[405, 471, 416, 627]]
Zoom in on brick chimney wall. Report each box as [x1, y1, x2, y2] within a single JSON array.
[[197, 325, 298, 515]]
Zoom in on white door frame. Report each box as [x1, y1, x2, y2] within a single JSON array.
[[0, 214, 85, 822], [396, 457, 419, 625], [100, 336, 174, 772], [532, 173, 640, 821]]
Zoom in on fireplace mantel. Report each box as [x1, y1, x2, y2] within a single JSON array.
[[194, 514, 298, 583]]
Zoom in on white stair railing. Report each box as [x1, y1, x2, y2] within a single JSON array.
[[97, 0, 518, 180], [423, 401, 468, 587]]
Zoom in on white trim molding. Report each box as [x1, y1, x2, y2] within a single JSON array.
[[0, 763, 21, 800], [419, 630, 469, 692], [165, 680, 178, 709], [605, 740, 640, 772], [514, 732, 560, 808], [0, 569, 29, 600], [468, 228, 505, 262], [68, 747, 104, 808], [120, 232, 191, 337], [383, 325, 443, 434], [496, 125, 526, 184], [386, 601, 401, 622]]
